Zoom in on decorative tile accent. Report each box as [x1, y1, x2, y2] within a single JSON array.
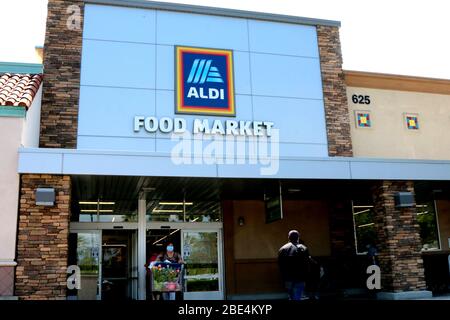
[[355, 111, 372, 128], [405, 114, 419, 130]]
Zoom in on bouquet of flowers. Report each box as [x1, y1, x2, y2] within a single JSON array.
[[151, 263, 183, 292]]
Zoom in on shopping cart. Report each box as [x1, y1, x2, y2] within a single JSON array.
[[150, 262, 184, 293]]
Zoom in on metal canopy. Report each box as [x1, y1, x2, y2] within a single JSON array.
[[18, 147, 450, 181]]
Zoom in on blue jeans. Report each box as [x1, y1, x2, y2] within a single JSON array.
[[285, 281, 305, 301], [162, 292, 176, 300]]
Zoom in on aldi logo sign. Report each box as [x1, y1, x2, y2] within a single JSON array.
[[175, 46, 235, 116]]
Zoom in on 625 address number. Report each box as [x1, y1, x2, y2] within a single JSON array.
[[352, 94, 371, 105]]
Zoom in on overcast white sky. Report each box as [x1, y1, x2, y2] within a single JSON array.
[[1, 0, 450, 79]]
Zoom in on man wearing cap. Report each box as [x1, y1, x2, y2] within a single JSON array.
[[278, 230, 311, 301]]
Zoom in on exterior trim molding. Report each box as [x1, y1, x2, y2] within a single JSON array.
[[0, 296, 19, 301], [0, 106, 26, 118], [0, 62, 43, 74], [376, 291, 433, 300], [345, 70, 450, 95], [17, 147, 450, 181], [86, 0, 341, 27], [0, 260, 17, 267]]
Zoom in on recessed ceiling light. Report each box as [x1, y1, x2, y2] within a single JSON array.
[[79, 201, 115, 205], [159, 202, 193, 206], [152, 209, 183, 213]]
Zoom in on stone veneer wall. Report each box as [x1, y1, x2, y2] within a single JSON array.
[[317, 25, 353, 157], [15, 175, 71, 300], [371, 181, 427, 292], [39, 0, 84, 148], [318, 26, 355, 292]]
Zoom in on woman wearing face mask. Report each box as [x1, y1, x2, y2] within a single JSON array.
[[157, 242, 184, 300], [158, 243, 183, 264]]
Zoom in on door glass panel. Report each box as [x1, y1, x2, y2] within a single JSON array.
[[68, 232, 101, 300], [183, 231, 219, 292], [102, 230, 137, 300]]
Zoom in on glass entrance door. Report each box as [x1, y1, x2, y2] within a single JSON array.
[[181, 230, 223, 300], [68, 228, 139, 300], [101, 230, 138, 300]]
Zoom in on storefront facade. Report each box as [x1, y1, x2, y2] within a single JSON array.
[[13, 0, 450, 300]]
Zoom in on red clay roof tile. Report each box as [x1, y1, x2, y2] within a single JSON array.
[[0, 73, 43, 109]]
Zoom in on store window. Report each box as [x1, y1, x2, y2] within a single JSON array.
[[416, 202, 440, 250], [352, 200, 441, 253], [146, 200, 222, 223], [71, 199, 138, 223], [352, 201, 377, 254]]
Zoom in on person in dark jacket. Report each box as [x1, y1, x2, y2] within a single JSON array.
[[278, 230, 311, 301]]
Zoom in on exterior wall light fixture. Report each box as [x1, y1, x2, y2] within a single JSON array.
[[394, 192, 415, 208], [35, 188, 55, 206]]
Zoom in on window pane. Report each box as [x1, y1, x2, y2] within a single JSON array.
[[183, 231, 219, 292], [417, 202, 440, 250], [67, 232, 100, 300], [352, 201, 376, 254], [146, 200, 221, 222], [71, 200, 138, 222]]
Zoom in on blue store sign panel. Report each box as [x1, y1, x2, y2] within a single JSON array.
[[175, 46, 235, 116]]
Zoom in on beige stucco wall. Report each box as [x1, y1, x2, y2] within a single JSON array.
[[0, 85, 42, 268], [347, 87, 450, 160], [22, 85, 42, 148], [0, 117, 23, 264]]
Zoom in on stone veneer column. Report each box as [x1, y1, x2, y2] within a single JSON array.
[[15, 175, 71, 300], [371, 181, 431, 299], [317, 25, 353, 157], [39, 0, 84, 148]]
